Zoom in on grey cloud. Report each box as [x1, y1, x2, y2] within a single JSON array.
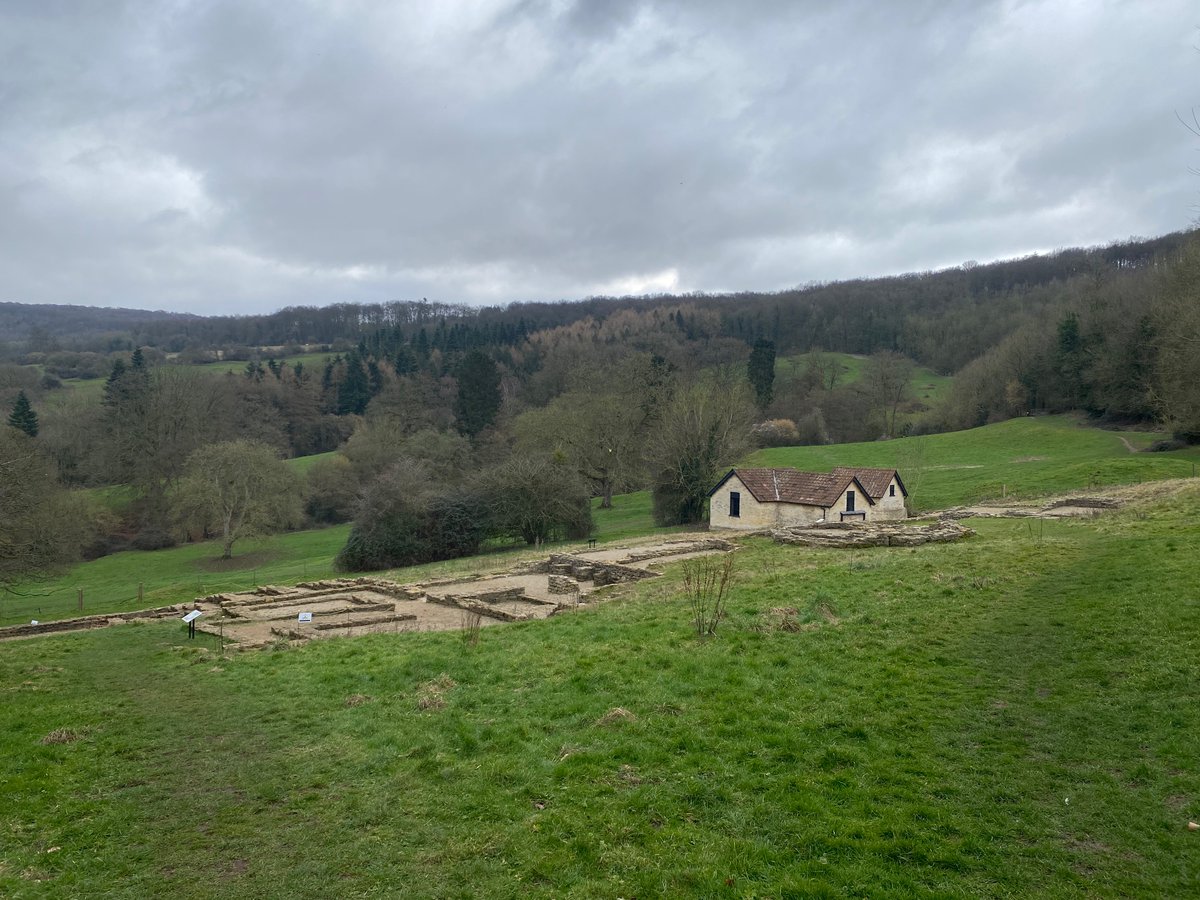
[[0, 0, 1195, 314]]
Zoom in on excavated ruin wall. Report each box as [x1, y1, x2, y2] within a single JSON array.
[[548, 574, 578, 595], [772, 521, 974, 548], [0, 604, 192, 639], [531, 554, 662, 586]]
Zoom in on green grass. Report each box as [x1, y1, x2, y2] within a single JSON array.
[[50, 376, 106, 400], [79, 484, 133, 516], [286, 451, 338, 474], [172, 352, 335, 378], [748, 414, 1200, 510], [776, 350, 867, 386], [2, 487, 1198, 897], [13, 415, 1198, 628], [589, 490, 692, 543], [776, 351, 953, 402], [0, 528, 350, 627], [908, 366, 954, 408], [3, 489, 669, 627]]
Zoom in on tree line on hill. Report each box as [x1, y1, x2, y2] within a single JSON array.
[[2, 230, 1199, 587]]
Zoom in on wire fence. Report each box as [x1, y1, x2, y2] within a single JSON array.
[[0, 559, 337, 628]]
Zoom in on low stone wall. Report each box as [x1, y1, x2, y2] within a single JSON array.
[[615, 538, 735, 563], [0, 604, 190, 640], [242, 601, 396, 622], [1046, 497, 1121, 510], [772, 520, 974, 548], [534, 554, 660, 587], [425, 593, 531, 622], [548, 574, 578, 595], [314, 612, 417, 631], [294, 578, 424, 601]]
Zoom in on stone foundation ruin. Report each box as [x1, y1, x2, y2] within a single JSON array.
[[772, 520, 974, 548], [1, 537, 736, 648]]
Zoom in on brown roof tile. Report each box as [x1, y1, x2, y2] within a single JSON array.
[[832, 467, 905, 499], [723, 468, 873, 507]]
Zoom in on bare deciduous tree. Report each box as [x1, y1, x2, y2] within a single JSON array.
[[861, 352, 915, 438], [175, 440, 303, 559], [0, 430, 87, 591]]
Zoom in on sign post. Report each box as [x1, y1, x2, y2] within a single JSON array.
[[182, 609, 202, 639]]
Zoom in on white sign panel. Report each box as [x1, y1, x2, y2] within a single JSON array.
[[182, 610, 202, 623], [298, 612, 313, 623], [30, 620, 38, 625]]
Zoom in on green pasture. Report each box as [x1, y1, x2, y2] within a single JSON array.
[[2, 490, 666, 626], [3, 486, 1198, 897], [748, 414, 1200, 510], [0, 528, 349, 628], [172, 352, 334, 378], [776, 351, 953, 406], [776, 350, 868, 384], [286, 450, 339, 474]]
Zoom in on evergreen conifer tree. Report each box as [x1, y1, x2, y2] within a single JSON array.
[[336, 354, 371, 415], [454, 351, 502, 437], [747, 338, 776, 411], [7, 391, 38, 437]]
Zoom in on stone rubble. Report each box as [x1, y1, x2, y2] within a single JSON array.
[[772, 520, 974, 548]]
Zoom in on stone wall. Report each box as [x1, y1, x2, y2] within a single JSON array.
[[536, 554, 661, 586], [0, 604, 190, 640], [709, 474, 784, 530], [548, 574, 579, 595], [772, 520, 974, 548]]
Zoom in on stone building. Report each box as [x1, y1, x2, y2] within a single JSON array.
[[708, 466, 907, 530]]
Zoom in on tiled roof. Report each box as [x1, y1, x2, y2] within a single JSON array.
[[832, 466, 903, 499], [722, 467, 873, 507]]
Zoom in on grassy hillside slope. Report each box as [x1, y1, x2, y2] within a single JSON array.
[[776, 351, 954, 407], [0, 497, 658, 627], [10, 416, 1200, 626], [2, 488, 1198, 897], [748, 415, 1200, 510]]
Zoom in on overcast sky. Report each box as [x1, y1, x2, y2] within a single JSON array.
[[1, 0, 1196, 315]]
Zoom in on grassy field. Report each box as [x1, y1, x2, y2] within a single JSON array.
[[173, 352, 335, 378], [0, 490, 663, 627], [286, 450, 339, 474], [27, 351, 336, 402], [0, 527, 350, 628], [12, 415, 1200, 627], [749, 414, 1200, 510], [775, 351, 955, 412], [2, 484, 1198, 897]]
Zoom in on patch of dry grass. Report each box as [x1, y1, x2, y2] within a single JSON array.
[[595, 707, 636, 727], [40, 727, 83, 745], [416, 674, 456, 710]]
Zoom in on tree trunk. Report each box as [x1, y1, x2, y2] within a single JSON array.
[[601, 480, 614, 509], [222, 510, 234, 559]]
